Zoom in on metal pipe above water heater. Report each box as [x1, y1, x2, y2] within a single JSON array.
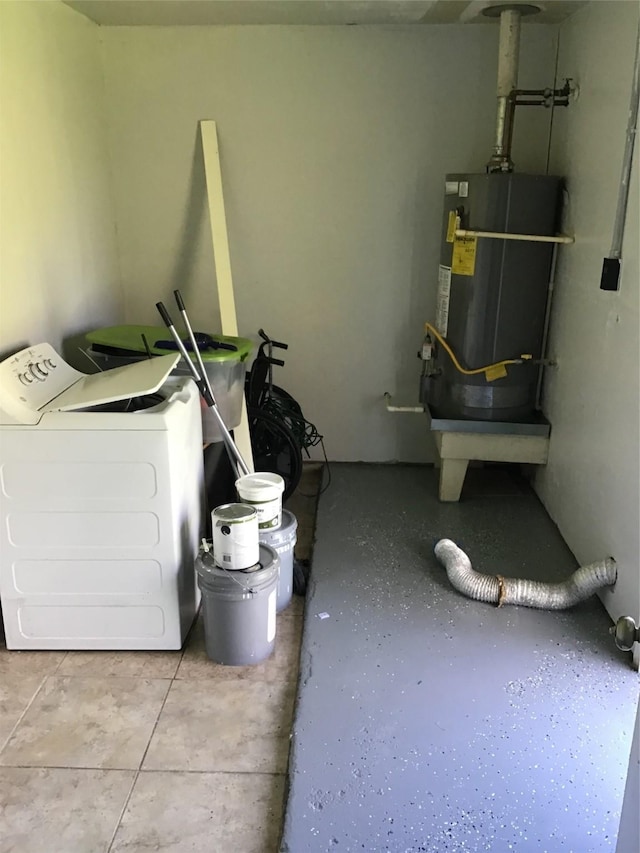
[[483, 2, 543, 173], [491, 8, 521, 172]]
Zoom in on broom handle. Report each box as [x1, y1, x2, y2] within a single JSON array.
[[173, 290, 217, 405], [173, 291, 250, 477], [156, 301, 249, 477]]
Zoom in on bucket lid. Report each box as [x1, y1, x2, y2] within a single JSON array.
[[235, 472, 285, 496], [86, 325, 254, 363], [212, 503, 257, 523], [196, 543, 279, 588]]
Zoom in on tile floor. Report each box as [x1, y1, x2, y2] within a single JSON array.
[[0, 465, 323, 853]]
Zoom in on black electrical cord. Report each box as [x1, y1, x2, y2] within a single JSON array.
[[294, 437, 331, 499]]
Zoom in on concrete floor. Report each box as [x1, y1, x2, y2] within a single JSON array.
[[282, 464, 639, 853], [0, 466, 322, 853]]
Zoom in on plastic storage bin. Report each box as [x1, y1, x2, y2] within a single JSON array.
[[86, 324, 253, 442]]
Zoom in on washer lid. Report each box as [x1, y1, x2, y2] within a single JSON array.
[[48, 353, 180, 414], [0, 343, 181, 425]]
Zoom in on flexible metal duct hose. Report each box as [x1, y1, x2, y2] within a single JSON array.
[[434, 539, 617, 610]]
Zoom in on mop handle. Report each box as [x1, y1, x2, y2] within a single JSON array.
[[156, 301, 250, 478], [173, 290, 217, 408], [172, 291, 250, 477], [155, 302, 210, 398]]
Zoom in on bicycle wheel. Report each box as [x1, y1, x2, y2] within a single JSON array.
[[247, 406, 303, 500], [270, 384, 303, 416], [264, 388, 323, 455]]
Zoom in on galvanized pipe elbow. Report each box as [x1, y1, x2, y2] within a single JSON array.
[[434, 539, 617, 610]]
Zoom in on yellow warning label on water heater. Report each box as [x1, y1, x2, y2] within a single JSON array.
[[446, 211, 457, 243], [451, 235, 477, 276]]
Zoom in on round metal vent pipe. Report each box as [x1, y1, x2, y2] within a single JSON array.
[[493, 8, 521, 170], [484, 3, 541, 171], [434, 539, 617, 610]]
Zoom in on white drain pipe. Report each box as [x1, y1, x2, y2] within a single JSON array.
[[434, 539, 617, 609], [383, 392, 424, 413]]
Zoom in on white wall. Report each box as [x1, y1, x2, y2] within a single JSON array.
[[0, 0, 121, 361], [100, 23, 557, 462], [535, 1, 639, 636]]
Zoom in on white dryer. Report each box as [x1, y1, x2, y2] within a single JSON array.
[[0, 343, 204, 650]]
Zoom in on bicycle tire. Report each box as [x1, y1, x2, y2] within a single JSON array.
[[269, 384, 303, 416], [246, 405, 303, 500], [264, 389, 323, 455]]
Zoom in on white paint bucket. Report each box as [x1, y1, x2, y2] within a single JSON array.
[[259, 509, 298, 612], [211, 503, 259, 570], [235, 472, 285, 531]]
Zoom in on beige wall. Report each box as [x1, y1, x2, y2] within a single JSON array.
[[0, 0, 121, 362], [100, 23, 557, 462], [535, 1, 639, 636]]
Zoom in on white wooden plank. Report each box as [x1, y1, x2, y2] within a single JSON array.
[[200, 120, 253, 472]]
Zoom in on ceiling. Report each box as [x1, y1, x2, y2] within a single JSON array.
[[64, 0, 589, 27]]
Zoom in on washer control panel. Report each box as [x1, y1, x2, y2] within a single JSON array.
[[0, 344, 84, 425], [17, 356, 57, 385]]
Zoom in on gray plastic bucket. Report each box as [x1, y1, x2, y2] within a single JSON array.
[[259, 509, 298, 613], [196, 542, 279, 666]]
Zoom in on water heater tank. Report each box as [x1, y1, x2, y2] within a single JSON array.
[[423, 172, 561, 422]]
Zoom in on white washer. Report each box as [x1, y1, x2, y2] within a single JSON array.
[[0, 343, 204, 650]]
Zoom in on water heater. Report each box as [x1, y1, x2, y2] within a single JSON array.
[[421, 172, 561, 422]]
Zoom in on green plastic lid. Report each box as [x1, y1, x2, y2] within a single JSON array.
[[86, 325, 253, 363]]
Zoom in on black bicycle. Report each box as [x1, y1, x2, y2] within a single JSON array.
[[248, 328, 322, 438], [244, 330, 305, 499], [246, 405, 301, 500]]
